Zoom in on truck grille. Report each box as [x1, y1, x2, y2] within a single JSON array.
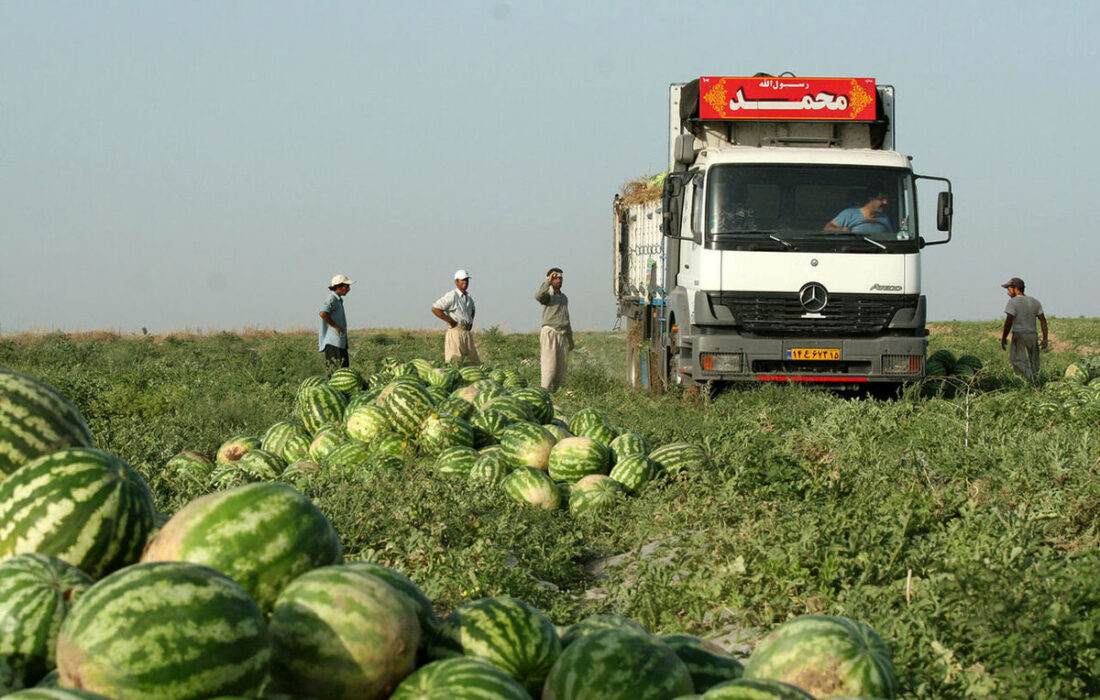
[[712, 293, 917, 335]]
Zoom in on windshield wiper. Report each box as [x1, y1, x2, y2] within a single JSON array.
[[861, 236, 887, 250], [768, 234, 793, 249]]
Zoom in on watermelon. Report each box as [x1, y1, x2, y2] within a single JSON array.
[[470, 408, 512, 448], [547, 437, 611, 483], [344, 561, 440, 654], [468, 451, 511, 485], [166, 450, 214, 488], [660, 634, 744, 692], [609, 454, 658, 494], [329, 367, 365, 395], [425, 385, 450, 405], [0, 448, 156, 579], [322, 440, 374, 471], [5, 689, 113, 699], [567, 407, 611, 435], [742, 614, 897, 699], [436, 396, 477, 420], [501, 466, 561, 510], [649, 442, 708, 475], [410, 358, 436, 382], [426, 367, 461, 391], [559, 614, 649, 648], [0, 554, 93, 690], [431, 596, 561, 695], [297, 374, 328, 394], [569, 474, 625, 516], [953, 354, 983, 377], [578, 422, 618, 446], [56, 562, 269, 700], [373, 432, 415, 459], [141, 482, 344, 613], [370, 454, 406, 471], [480, 395, 535, 423], [280, 433, 313, 464], [390, 362, 420, 381], [469, 380, 508, 409], [926, 349, 956, 377], [499, 421, 557, 470], [700, 678, 816, 698], [268, 565, 420, 699], [345, 404, 393, 443], [500, 370, 528, 390], [542, 627, 694, 700], [1065, 363, 1091, 384], [543, 423, 573, 442], [235, 448, 286, 481], [208, 464, 248, 490], [215, 434, 260, 466], [298, 383, 348, 435], [261, 420, 311, 458], [280, 460, 321, 485], [308, 424, 347, 463], [510, 387, 554, 424], [418, 414, 475, 455], [458, 366, 489, 383], [609, 431, 651, 461], [434, 446, 480, 478], [383, 382, 436, 437], [0, 370, 96, 477], [390, 657, 530, 700]]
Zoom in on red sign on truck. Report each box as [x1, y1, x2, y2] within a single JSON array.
[[699, 77, 877, 121]]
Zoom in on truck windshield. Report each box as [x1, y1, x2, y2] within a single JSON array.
[[706, 164, 915, 247]]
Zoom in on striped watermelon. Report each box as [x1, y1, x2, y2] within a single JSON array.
[[568, 474, 625, 516], [701, 678, 816, 698], [567, 407, 611, 435], [510, 387, 554, 424], [308, 425, 347, 463], [480, 395, 534, 423], [547, 437, 611, 483], [56, 562, 269, 700], [543, 423, 573, 442], [468, 451, 511, 485], [383, 382, 436, 437], [141, 482, 344, 613], [214, 434, 260, 466], [235, 448, 286, 481], [742, 614, 897, 699], [348, 387, 383, 412], [458, 366, 489, 383], [608, 454, 658, 494], [542, 627, 694, 700], [345, 403, 393, 443], [280, 460, 321, 485], [0, 370, 95, 477], [261, 420, 311, 458], [431, 596, 561, 695], [410, 358, 436, 382], [375, 378, 421, 408], [426, 367, 461, 391], [390, 657, 530, 700], [329, 367, 365, 395], [370, 454, 406, 471], [435, 396, 476, 421], [468, 380, 508, 409], [166, 450, 214, 489], [0, 554, 93, 690], [0, 448, 156, 579], [208, 463, 249, 491], [269, 565, 420, 699], [4, 689, 113, 699], [418, 414, 475, 455], [425, 385, 450, 405], [559, 614, 649, 648], [501, 466, 561, 510], [470, 409, 512, 448], [499, 422, 557, 470], [610, 431, 651, 462], [322, 440, 374, 471], [390, 362, 420, 381], [280, 433, 313, 464], [373, 432, 416, 459], [344, 561, 440, 656], [578, 422, 618, 447], [649, 442, 709, 475], [297, 374, 328, 394], [434, 446, 479, 478], [660, 634, 744, 692], [298, 383, 348, 435]]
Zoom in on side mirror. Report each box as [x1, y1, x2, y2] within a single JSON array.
[[661, 174, 686, 238], [936, 191, 953, 232]]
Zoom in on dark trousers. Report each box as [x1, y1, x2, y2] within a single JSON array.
[[323, 344, 349, 375]]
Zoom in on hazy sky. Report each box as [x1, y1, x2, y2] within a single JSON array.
[[2, 1, 1097, 336]]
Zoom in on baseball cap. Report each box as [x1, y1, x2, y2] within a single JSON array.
[[454, 269, 471, 280], [1001, 277, 1025, 289], [330, 274, 356, 287]]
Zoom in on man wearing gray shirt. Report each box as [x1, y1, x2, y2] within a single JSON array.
[[535, 267, 574, 392], [431, 269, 480, 366], [1000, 277, 1048, 381]]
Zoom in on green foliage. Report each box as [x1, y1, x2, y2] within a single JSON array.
[[2, 323, 1098, 698]]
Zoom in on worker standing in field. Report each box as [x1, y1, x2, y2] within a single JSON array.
[[1000, 277, 1048, 382], [535, 267, 574, 392], [431, 269, 480, 366], [319, 274, 355, 375]]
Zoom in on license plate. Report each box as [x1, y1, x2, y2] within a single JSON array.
[[786, 347, 840, 361]]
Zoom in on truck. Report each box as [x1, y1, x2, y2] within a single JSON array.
[[614, 75, 953, 393]]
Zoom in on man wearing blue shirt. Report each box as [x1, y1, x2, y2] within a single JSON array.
[[825, 189, 893, 233], [319, 274, 354, 375]]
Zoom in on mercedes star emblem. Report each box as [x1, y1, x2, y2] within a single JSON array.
[[799, 282, 828, 312]]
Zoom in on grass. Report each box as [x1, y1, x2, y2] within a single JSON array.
[[2, 321, 1098, 698]]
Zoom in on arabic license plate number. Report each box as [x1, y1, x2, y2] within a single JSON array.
[[787, 347, 840, 361]]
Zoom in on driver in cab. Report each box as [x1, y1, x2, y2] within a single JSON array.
[[825, 188, 892, 233]]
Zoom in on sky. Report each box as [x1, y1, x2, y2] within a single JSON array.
[[2, 0, 1098, 337]]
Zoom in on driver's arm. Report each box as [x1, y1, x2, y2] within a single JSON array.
[[824, 219, 848, 231]]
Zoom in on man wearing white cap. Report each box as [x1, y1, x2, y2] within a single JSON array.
[[319, 274, 355, 375], [431, 269, 480, 366]]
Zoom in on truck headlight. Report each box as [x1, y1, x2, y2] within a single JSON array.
[[882, 354, 922, 374], [700, 353, 744, 373]]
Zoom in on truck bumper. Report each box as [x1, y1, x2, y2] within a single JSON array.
[[684, 333, 927, 384]]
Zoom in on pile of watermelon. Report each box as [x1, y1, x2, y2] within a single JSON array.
[[171, 357, 710, 519], [1033, 357, 1100, 418], [0, 367, 901, 699]]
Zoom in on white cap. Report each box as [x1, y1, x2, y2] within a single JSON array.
[[330, 274, 356, 287], [454, 269, 471, 280]]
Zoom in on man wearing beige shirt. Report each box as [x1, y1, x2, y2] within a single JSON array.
[[535, 267, 574, 392], [432, 269, 480, 366]]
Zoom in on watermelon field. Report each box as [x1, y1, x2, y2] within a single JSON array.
[[1, 318, 1099, 699]]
